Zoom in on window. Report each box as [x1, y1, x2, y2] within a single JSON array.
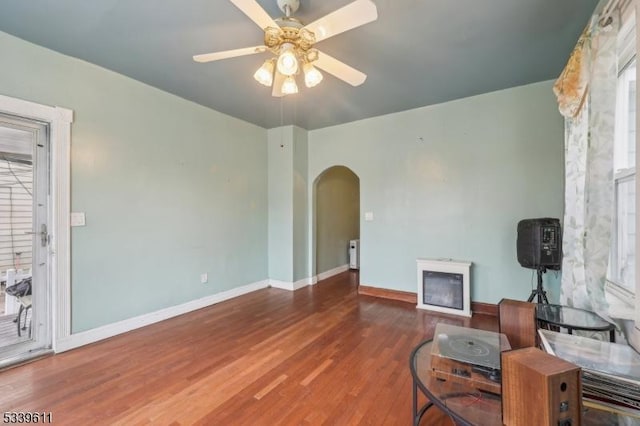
[[609, 8, 637, 294]]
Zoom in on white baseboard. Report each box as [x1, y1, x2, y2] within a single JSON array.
[[317, 264, 349, 281], [54, 279, 269, 353], [269, 276, 314, 291], [267, 265, 349, 292], [269, 279, 295, 290], [293, 277, 310, 290]]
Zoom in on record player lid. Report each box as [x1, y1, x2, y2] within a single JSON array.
[[431, 323, 510, 370]]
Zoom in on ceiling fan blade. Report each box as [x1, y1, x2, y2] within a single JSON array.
[[272, 71, 285, 97], [303, 0, 377, 43], [193, 45, 267, 63], [314, 51, 367, 86], [229, 0, 279, 30]]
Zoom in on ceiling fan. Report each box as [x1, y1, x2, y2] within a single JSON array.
[[193, 0, 378, 97]]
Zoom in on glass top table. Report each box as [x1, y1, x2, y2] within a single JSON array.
[[410, 339, 633, 425], [536, 304, 616, 342]]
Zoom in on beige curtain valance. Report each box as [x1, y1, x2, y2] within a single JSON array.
[[553, 25, 592, 118]]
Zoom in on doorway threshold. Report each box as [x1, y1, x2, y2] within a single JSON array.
[[0, 348, 54, 372]]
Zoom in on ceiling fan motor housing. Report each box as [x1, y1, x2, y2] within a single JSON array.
[[277, 0, 300, 15], [264, 21, 316, 61]]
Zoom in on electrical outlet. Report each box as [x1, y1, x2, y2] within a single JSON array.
[[200, 273, 208, 284]]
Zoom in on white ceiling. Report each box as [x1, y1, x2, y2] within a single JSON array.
[[0, 0, 598, 129]]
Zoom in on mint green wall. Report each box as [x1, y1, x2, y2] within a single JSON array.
[[268, 125, 310, 283], [315, 166, 360, 274], [0, 32, 268, 332], [292, 126, 309, 282], [308, 81, 564, 303], [0, 28, 565, 334], [268, 127, 294, 282]]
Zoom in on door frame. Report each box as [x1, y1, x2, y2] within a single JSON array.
[[0, 94, 72, 352]]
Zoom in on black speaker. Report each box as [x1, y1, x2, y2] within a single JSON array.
[[517, 218, 562, 270]]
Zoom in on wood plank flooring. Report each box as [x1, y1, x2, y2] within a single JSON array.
[[0, 271, 497, 425]]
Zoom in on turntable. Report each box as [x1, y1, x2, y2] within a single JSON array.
[[431, 323, 511, 394]]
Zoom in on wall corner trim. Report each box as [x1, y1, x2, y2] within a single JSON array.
[[55, 279, 269, 353], [269, 276, 314, 291], [316, 264, 349, 282]]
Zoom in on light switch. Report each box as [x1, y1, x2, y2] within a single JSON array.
[[365, 212, 374, 221], [71, 212, 86, 227]]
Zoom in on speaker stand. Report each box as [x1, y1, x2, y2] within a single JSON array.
[[527, 267, 549, 304]]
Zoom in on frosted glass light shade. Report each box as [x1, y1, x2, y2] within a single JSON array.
[[281, 76, 299, 95], [303, 63, 323, 88], [253, 60, 274, 86], [276, 46, 299, 76]]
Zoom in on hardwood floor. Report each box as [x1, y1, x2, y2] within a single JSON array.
[[0, 271, 497, 425]]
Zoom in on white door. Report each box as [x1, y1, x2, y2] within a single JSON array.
[[0, 112, 52, 362]]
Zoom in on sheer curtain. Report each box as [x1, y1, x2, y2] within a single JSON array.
[[554, 4, 618, 319]]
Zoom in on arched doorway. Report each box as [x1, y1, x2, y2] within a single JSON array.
[[312, 166, 360, 282]]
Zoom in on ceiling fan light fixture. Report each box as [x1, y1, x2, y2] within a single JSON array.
[[281, 76, 299, 95], [303, 63, 323, 88], [276, 44, 299, 76], [253, 59, 275, 86], [194, 0, 378, 98]]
